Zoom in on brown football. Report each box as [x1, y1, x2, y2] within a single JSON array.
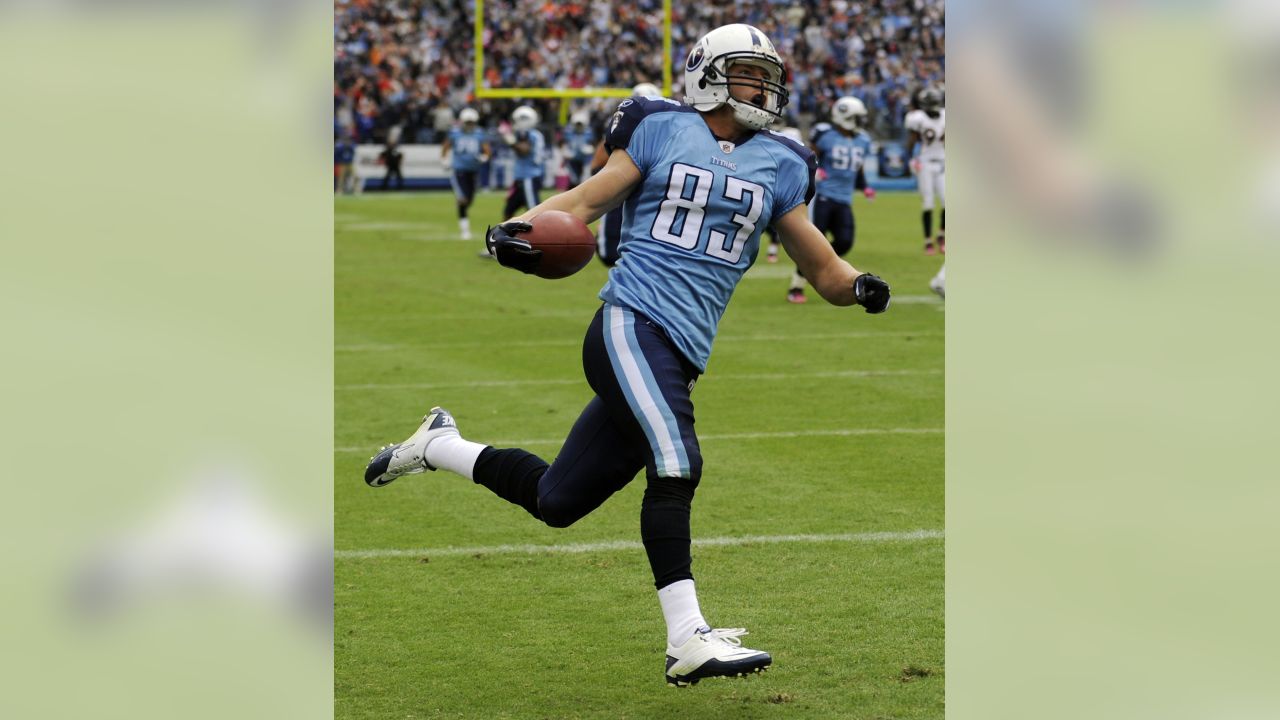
[[521, 210, 597, 279]]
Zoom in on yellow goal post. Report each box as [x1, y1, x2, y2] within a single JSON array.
[[473, 0, 674, 124]]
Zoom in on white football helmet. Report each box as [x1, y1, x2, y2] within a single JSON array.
[[683, 23, 789, 130], [459, 108, 480, 125], [831, 96, 867, 131], [632, 82, 661, 97], [569, 110, 589, 127], [511, 105, 539, 131]]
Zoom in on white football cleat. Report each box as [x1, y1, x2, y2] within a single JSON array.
[[929, 266, 946, 299], [364, 407, 459, 487], [664, 627, 772, 687]]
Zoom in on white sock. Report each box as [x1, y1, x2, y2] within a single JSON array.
[[423, 435, 486, 480], [658, 579, 709, 647], [789, 272, 806, 291], [459, 217, 471, 235]]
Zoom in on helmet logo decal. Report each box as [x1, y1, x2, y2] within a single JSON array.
[[686, 44, 706, 72], [748, 27, 763, 47]]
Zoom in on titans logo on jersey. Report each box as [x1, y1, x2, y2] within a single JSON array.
[[448, 128, 487, 172], [600, 97, 816, 370], [811, 122, 871, 203], [514, 129, 546, 179]]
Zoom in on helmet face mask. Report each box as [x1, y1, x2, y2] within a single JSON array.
[[683, 24, 790, 131], [919, 88, 943, 117]]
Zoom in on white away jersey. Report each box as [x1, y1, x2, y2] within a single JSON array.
[[905, 109, 946, 162]]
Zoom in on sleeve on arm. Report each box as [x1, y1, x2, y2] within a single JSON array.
[[775, 150, 818, 217], [855, 166, 868, 191], [803, 152, 818, 205], [604, 98, 661, 172]]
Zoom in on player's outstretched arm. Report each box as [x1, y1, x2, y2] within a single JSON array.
[[775, 205, 890, 313], [513, 149, 641, 226]]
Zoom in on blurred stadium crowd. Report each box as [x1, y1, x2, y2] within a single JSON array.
[[334, 0, 943, 145]]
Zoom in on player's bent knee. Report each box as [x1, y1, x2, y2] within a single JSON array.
[[536, 492, 587, 529]]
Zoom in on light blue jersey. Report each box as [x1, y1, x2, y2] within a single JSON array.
[[600, 97, 816, 371], [811, 122, 871, 202], [513, 129, 546, 179], [448, 128, 487, 172], [562, 126, 595, 162]]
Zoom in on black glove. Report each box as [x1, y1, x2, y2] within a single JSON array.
[[484, 221, 541, 274], [854, 273, 891, 314]]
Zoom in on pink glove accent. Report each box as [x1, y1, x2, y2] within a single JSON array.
[[863, 188, 876, 200], [815, 167, 829, 182]]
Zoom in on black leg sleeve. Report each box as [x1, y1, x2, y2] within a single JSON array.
[[472, 447, 546, 520], [641, 476, 699, 589]]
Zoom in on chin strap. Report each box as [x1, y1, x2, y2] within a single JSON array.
[[726, 98, 772, 130]]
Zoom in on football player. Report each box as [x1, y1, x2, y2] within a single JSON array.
[[560, 111, 595, 190], [366, 24, 891, 686], [589, 82, 662, 266], [906, 88, 946, 254], [787, 96, 875, 303], [440, 108, 491, 240], [483, 105, 546, 256]]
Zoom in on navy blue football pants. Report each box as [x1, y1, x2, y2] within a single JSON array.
[[472, 303, 703, 589], [810, 195, 855, 256], [503, 176, 543, 218]]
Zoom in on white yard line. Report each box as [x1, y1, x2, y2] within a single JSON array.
[[337, 222, 426, 231], [337, 368, 940, 390], [335, 330, 941, 352], [335, 528, 944, 560], [334, 426, 942, 453], [396, 234, 477, 242]]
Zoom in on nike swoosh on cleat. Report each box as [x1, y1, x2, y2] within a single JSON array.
[[364, 446, 396, 486]]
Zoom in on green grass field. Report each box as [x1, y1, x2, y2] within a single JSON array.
[[335, 189, 944, 719]]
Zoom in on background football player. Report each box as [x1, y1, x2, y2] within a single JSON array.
[[906, 87, 946, 254], [482, 105, 545, 258], [560, 111, 595, 190], [588, 82, 660, 266], [439, 108, 490, 240], [787, 96, 875, 303]]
